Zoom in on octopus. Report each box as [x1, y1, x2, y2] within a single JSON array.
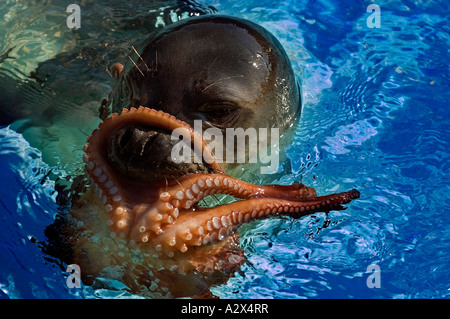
[[43, 15, 360, 298], [53, 106, 359, 298]]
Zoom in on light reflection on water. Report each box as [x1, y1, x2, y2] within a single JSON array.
[[0, 0, 449, 298]]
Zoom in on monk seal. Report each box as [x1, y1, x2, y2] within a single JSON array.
[[101, 15, 301, 181], [44, 15, 359, 298]]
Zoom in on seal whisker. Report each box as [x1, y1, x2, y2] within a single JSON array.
[[128, 55, 145, 76], [201, 75, 244, 93], [171, 175, 185, 191], [132, 46, 150, 72], [207, 57, 218, 72]]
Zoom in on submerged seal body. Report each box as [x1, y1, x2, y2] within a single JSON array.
[[45, 15, 359, 298]]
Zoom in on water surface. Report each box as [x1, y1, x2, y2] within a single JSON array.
[[0, 0, 449, 298]]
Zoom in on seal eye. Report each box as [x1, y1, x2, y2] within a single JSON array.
[[197, 102, 238, 124]]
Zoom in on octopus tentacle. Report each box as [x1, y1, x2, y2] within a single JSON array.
[[141, 189, 360, 256], [155, 173, 318, 212], [83, 106, 360, 259], [83, 106, 225, 236], [85, 106, 223, 174]]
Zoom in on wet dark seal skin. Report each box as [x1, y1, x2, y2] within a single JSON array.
[[108, 15, 300, 128], [102, 15, 301, 181]]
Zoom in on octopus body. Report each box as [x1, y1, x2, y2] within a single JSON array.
[[63, 106, 359, 298]]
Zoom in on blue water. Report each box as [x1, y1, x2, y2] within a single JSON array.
[[0, 0, 449, 298]]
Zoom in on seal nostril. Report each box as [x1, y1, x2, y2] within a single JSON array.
[[108, 126, 161, 166], [142, 131, 159, 154], [106, 125, 212, 182], [117, 127, 134, 152], [102, 110, 219, 183]]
